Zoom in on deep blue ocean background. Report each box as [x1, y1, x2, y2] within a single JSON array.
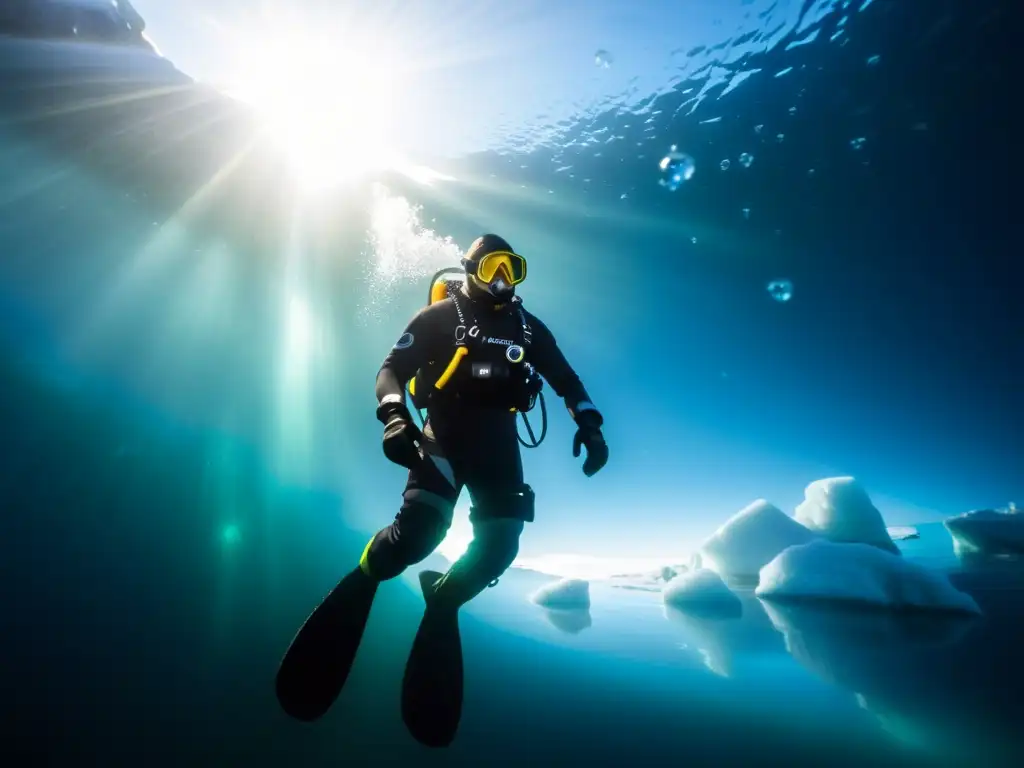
[[0, 1, 1020, 766]]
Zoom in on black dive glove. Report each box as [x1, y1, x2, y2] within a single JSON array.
[[377, 400, 422, 470], [572, 410, 608, 477]]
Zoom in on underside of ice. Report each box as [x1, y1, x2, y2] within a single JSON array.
[[794, 477, 899, 554], [662, 568, 741, 611], [943, 508, 1024, 555], [887, 526, 919, 541], [531, 578, 591, 609], [756, 539, 981, 614], [700, 499, 819, 579], [665, 594, 781, 678], [762, 601, 981, 762], [539, 607, 592, 634]]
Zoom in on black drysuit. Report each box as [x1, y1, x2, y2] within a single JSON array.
[[363, 288, 599, 607]]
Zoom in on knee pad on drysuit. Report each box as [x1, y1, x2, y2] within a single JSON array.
[[360, 489, 454, 581], [469, 484, 536, 524], [429, 517, 525, 610]]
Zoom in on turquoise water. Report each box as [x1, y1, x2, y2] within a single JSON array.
[[2, 1, 1021, 766], [2, 351, 1021, 765], [3, 386, 1020, 767]]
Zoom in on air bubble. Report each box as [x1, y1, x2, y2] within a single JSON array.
[[767, 279, 794, 302], [658, 150, 696, 191]]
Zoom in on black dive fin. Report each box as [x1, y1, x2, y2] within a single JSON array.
[[275, 568, 379, 722], [401, 570, 465, 748]]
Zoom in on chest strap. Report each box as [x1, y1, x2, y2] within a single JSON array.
[[450, 290, 532, 349]]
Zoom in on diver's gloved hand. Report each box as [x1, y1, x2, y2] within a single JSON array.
[[377, 400, 422, 470], [572, 410, 608, 477]]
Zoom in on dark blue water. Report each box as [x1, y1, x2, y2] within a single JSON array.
[[1, 0, 1020, 766]]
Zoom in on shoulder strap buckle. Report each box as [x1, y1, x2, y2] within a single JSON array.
[[517, 304, 533, 346]]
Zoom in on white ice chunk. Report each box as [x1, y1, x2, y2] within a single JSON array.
[[794, 477, 899, 553], [663, 568, 741, 610], [701, 499, 819, 579], [756, 539, 981, 614], [944, 509, 1024, 555], [887, 526, 919, 541], [530, 578, 591, 609]]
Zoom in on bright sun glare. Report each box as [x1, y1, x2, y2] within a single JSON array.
[[223, 24, 406, 189]]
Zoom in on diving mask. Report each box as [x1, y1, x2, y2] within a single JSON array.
[[462, 250, 527, 299]]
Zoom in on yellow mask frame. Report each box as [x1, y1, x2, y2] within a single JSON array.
[[474, 250, 527, 286]]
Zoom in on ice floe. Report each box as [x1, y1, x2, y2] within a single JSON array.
[[887, 526, 919, 541], [794, 477, 899, 553], [700, 499, 818, 580], [756, 539, 980, 614], [663, 568, 741, 611], [944, 508, 1024, 556]]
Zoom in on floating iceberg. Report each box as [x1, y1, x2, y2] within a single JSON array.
[[943, 509, 1024, 556], [700, 499, 818, 580], [663, 569, 741, 611], [794, 477, 899, 553], [887, 526, 919, 541], [756, 539, 981, 614], [530, 578, 591, 609]]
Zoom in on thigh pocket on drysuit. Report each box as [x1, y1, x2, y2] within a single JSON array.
[[469, 484, 536, 524]]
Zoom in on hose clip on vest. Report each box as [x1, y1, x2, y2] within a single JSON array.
[[526, 368, 542, 394]]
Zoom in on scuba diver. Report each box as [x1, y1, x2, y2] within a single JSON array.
[[275, 234, 609, 746]]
